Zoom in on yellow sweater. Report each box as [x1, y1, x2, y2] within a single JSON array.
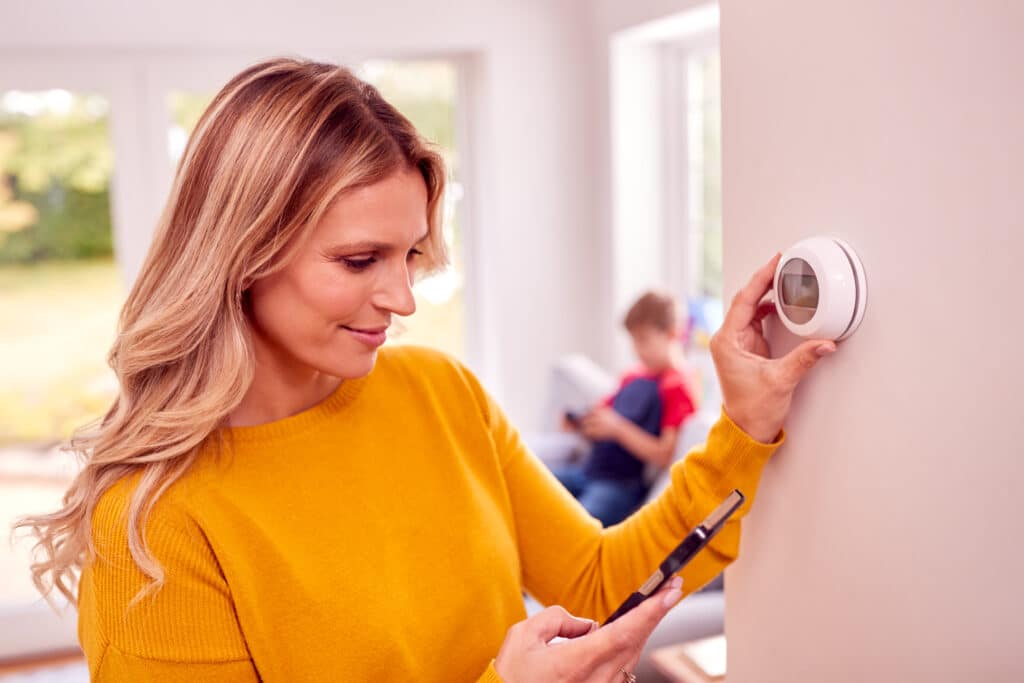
[[78, 346, 781, 681]]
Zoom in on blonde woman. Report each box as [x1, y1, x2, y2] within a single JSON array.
[[15, 58, 836, 682]]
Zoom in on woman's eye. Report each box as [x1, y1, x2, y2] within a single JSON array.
[[341, 257, 376, 271], [336, 249, 420, 272]]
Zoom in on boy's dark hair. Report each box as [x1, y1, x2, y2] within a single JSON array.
[[623, 290, 679, 333]]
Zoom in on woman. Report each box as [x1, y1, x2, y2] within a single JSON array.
[[15, 58, 836, 682]]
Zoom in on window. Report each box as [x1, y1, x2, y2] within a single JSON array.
[[0, 90, 121, 612], [677, 45, 723, 351], [662, 38, 723, 351], [0, 90, 122, 448], [684, 49, 722, 303], [360, 60, 465, 358], [610, 9, 722, 403], [167, 91, 213, 166]]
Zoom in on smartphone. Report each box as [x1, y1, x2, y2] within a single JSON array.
[[602, 489, 746, 625], [564, 410, 586, 427]]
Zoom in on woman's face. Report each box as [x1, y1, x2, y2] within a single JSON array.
[[247, 168, 429, 380]]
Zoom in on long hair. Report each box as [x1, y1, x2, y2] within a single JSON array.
[[13, 57, 448, 603]]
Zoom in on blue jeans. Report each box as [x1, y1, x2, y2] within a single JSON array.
[[551, 463, 649, 527]]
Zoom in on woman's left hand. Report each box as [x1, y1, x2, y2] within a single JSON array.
[[580, 407, 625, 442], [710, 253, 838, 443]]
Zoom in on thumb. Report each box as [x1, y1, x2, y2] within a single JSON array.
[[780, 339, 836, 388], [599, 577, 684, 650], [529, 606, 598, 643]]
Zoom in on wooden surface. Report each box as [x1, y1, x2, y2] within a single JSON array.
[[0, 649, 83, 675], [649, 634, 726, 683]]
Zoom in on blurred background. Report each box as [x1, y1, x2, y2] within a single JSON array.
[[1, 0, 726, 679]]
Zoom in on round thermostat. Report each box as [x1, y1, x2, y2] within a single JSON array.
[[773, 237, 866, 341]]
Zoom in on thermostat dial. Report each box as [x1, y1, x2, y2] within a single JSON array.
[[773, 237, 866, 341]]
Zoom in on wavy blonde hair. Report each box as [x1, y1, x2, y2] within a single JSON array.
[[13, 57, 448, 604]]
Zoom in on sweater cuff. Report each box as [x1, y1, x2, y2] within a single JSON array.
[[477, 660, 505, 683], [702, 407, 785, 503], [718, 405, 786, 448]]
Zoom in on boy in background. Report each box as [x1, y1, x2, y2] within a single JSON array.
[[554, 291, 697, 526]]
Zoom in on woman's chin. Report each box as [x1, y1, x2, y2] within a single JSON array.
[[330, 350, 379, 380]]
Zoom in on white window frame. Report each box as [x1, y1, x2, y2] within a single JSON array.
[[608, 5, 719, 368], [661, 32, 720, 305]]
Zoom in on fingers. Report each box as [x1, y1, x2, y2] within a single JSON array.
[[752, 299, 777, 325], [750, 299, 777, 338], [528, 606, 599, 644], [580, 411, 611, 440], [548, 579, 684, 679], [723, 254, 782, 333], [779, 338, 836, 388]]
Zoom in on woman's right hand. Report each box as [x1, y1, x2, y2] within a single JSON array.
[[710, 254, 837, 443], [494, 577, 683, 682]]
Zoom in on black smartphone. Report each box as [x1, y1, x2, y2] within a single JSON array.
[[602, 489, 746, 625]]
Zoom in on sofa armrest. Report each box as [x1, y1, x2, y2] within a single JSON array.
[[539, 354, 618, 431], [522, 432, 589, 468]]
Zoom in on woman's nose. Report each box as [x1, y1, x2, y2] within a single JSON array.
[[377, 263, 417, 317]]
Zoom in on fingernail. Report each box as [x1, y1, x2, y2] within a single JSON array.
[[816, 343, 835, 356], [662, 586, 683, 608], [669, 576, 683, 591]]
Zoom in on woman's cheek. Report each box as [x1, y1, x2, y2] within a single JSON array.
[[318, 271, 372, 319]]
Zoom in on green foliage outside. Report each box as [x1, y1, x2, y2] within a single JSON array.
[[0, 92, 121, 445], [0, 92, 114, 264], [0, 187, 112, 263]]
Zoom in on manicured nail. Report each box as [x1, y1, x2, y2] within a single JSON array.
[[816, 343, 836, 356], [660, 576, 684, 607]]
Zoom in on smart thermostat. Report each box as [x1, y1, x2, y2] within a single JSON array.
[[773, 237, 866, 341]]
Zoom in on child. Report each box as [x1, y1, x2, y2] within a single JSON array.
[[554, 291, 697, 526]]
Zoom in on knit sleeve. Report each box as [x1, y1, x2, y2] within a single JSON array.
[[462, 364, 782, 620], [78, 478, 258, 681], [476, 660, 506, 682]]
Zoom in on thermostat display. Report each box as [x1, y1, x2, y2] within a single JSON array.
[[773, 237, 866, 341]]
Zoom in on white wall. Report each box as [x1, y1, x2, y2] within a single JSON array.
[[1, 0, 601, 429], [720, 1, 1024, 681]]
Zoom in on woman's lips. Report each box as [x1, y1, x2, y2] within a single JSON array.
[[341, 325, 388, 348]]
